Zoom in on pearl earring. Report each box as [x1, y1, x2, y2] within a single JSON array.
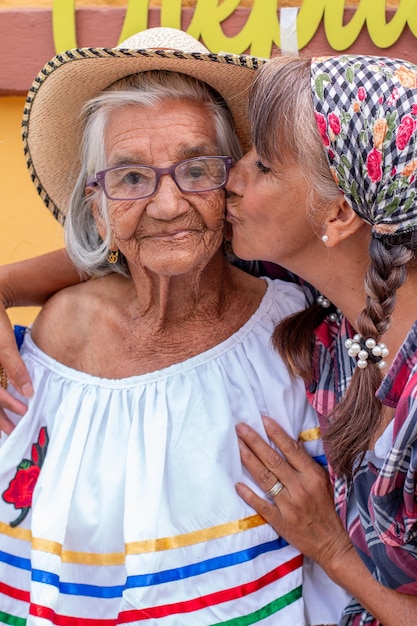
[[322, 234, 329, 243]]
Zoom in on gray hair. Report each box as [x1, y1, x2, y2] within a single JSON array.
[[65, 70, 243, 276], [248, 55, 341, 216]]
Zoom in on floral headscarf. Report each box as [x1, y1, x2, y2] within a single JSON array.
[[311, 55, 417, 237]]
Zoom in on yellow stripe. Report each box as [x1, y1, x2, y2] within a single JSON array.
[[32, 538, 126, 566], [0, 521, 32, 542], [0, 522, 126, 565], [1, 514, 266, 566], [298, 426, 321, 442], [126, 514, 266, 554]]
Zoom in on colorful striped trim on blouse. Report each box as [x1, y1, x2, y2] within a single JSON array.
[[0, 513, 304, 625]]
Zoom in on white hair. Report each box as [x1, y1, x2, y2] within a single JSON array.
[[65, 70, 243, 276]]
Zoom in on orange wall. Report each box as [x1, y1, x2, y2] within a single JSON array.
[[0, 97, 64, 325]]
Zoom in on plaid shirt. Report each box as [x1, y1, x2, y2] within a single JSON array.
[[307, 314, 417, 626], [242, 263, 417, 623]]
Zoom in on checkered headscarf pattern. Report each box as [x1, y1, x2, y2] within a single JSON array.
[[311, 55, 417, 238]]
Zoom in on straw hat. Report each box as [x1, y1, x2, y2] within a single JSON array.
[[22, 27, 264, 224]]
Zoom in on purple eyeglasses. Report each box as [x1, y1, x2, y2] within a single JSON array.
[[86, 156, 234, 200]]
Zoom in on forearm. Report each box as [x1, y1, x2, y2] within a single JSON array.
[[0, 249, 86, 422], [327, 545, 417, 626], [0, 249, 84, 308]]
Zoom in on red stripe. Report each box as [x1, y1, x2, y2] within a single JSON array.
[[119, 554, 303, 623], [0, 581, 30, 603], [30, 605, 117, 625], [29, 554, 303, 625]]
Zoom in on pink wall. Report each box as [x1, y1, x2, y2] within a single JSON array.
[[1, 6, 417, 94]]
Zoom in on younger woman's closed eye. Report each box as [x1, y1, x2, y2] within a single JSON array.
[[255, 159, 271, 174]]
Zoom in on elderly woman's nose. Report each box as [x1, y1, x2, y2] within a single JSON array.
[[145, 175, 189, 219]]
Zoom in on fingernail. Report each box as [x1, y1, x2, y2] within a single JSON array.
[[21, 382, 34, 398], [236, 422, 249, 435]]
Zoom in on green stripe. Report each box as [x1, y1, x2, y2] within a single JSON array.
[[0, 588, 302, 626], [211, 585, 303, 625], [0, 612, 26, 626], [0, 587, 302, 626]]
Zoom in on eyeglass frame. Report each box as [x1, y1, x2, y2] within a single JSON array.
[[86, 156, 234, 201]]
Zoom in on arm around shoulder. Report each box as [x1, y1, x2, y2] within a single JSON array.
[[0, 249, 83, 308], [0, 249, 85, 432]]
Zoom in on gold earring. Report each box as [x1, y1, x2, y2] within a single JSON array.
[[107, 250, 119, 264]]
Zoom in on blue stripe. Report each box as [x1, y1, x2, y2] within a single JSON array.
[[14, 325, 27, 350], [313, 454, 328, 467], [32, 569, 124, 599], [0, 549, 31, 571], [29, 538, 289, 599], [126, 537, 289, 587]]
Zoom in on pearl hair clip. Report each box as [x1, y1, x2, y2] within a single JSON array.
[[316, 295, 342, 323], [344, 333, 389, 370]]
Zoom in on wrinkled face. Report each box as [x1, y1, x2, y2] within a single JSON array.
[[94, 100, 227, 276], [225, 147, 316, 271]]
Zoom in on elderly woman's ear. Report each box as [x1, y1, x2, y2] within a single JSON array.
[[86, 188, 108, 241]]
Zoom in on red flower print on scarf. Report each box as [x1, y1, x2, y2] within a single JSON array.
[[328, 112, 341, 136], [2, 426, 49, 527], [396, 115, 416, 150], [387, 86, 400, 106], [357, 86, 366, 101], [314, 112, 330, 146], [366, 148, 383, 183]]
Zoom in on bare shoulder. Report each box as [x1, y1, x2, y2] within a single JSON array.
[[30, 274, 127, 362]]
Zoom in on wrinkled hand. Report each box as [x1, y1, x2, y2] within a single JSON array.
[[0, 307, 33, 435], [235, 415, 353, 576]]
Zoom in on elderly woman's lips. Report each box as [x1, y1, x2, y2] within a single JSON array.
[[150, 230, 196, 240]]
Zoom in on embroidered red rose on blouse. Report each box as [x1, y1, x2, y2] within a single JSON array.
[[2, 426, 49, 527]]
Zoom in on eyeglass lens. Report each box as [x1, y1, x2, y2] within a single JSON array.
[[103, 157, 228, 200]]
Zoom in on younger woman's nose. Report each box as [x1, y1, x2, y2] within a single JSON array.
[[226, 152, 250, 196]]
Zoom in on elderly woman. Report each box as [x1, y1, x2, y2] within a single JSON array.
[[0, 29, 348, 625]]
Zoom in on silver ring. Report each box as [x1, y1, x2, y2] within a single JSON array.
[[266, 480, 284, 498]]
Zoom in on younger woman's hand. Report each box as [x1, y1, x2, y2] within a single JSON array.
[[235, 415, 353, 575], [0, 309, 33, 434]]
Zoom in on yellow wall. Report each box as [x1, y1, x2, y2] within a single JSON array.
[[0, 96, 64, 325]]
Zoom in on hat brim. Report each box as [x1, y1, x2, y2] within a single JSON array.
[[22, 48, 263, 224]]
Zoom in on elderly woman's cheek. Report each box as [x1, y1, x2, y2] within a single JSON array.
[[107, 201, 145, 243], [205, 191, 227, 229], [201, 193, 227, 244]]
